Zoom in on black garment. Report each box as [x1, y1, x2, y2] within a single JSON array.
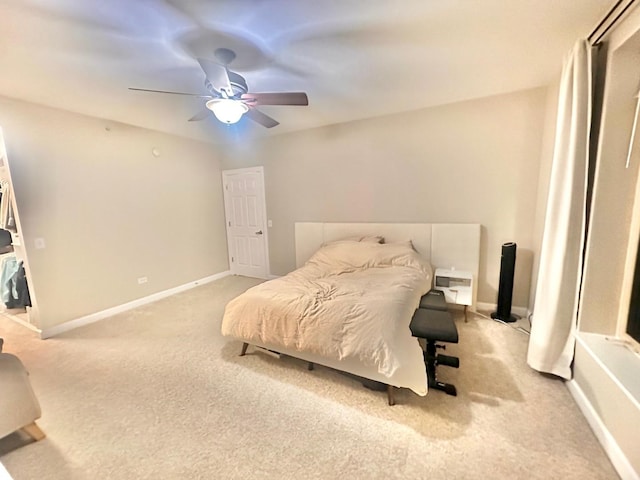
[[0, 228, 12, 248], [5, 262, 31, 308], [14, 264, 31, 308]]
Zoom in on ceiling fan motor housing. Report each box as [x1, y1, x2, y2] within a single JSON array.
[[205, 70, 248, 98]]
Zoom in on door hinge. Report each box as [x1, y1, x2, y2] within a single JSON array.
[[231, 256, 234, 262], [225, 184, 228, 190], [228, 221, 231, 227]]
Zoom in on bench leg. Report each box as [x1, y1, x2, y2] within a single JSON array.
[[239, 342, 249, 356], [425, 341, 458, 396], [387, 385, 396, 406]]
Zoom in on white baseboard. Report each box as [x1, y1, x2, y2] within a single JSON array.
[[476, 301, 528, 319], [566, 379, 638, 480], [0, 310, 41, 334], [40, 271, 231, 339]]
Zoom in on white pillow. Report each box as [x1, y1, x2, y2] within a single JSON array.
[[339, 235, 384, 244]]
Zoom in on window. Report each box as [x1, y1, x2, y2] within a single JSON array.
[[627, 238, 640, 344]]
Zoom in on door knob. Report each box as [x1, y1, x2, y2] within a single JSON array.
[[255, 230, 263, 235]]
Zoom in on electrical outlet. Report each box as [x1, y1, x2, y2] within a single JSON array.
[[137, 276, 148, 285], [34, 238, 46, 249], [268, 220, 273, 227]]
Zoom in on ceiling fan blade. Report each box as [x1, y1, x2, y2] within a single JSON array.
[[241, 92, 309, 106], [188, 108, 210, 122], [197, 58, 232, 95], [129, 87, 211, 98], [245, 108, 280, 128]]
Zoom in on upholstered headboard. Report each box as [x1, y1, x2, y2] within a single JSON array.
[[294, 222, 481, 306]]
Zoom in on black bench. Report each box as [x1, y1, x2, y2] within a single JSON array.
[[410, 291, 460, 396], [419, 289, 449, 311]]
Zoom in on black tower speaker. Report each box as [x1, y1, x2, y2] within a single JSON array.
[[491, 242, 517, 323]]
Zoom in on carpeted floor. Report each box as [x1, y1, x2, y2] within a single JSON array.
[[0, 275, 619, 479]]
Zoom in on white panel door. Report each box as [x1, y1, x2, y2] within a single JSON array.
[[222, 167, 269, 278]]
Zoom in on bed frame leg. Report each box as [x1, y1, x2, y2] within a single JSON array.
[[240, 343, 249, 356], [387, 385, 396, 406], [308, 362, 314, 371], [22, 422, 46, 441]]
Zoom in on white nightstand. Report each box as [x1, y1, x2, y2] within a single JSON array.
[[434, 268, 473, 321]]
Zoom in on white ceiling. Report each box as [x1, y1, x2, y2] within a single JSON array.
[[0, 0, 614, 144]]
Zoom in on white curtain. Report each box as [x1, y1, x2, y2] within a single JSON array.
[[527, 40, 592, 379]]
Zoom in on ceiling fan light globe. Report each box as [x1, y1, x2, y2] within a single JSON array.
[[206, 99, 248, 124]]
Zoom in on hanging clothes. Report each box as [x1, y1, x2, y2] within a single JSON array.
[[13, 263, 31, 308], [0, 254, 29, 308], [0, 182, 6, 229], [0, 181, 16, 233], [0, 253, 18, 305]]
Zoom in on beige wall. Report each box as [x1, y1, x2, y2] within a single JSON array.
[[222, 87, 549, 308], [0, 96, 229, 330]]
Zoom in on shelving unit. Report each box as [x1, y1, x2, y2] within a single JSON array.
[[0, 130, 37, 330]]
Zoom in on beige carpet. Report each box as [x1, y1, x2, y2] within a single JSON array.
[[0, 275, 618, 479]]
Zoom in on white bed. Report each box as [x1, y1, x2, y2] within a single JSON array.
[[222, 222, 481, 397]]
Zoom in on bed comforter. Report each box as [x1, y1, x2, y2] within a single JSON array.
[[221, 240, 433, 394]]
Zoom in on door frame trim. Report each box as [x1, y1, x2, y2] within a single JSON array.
[[221, 166, 270, 278]]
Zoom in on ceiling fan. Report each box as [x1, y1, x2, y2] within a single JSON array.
[[129, 48, 308, 128]]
